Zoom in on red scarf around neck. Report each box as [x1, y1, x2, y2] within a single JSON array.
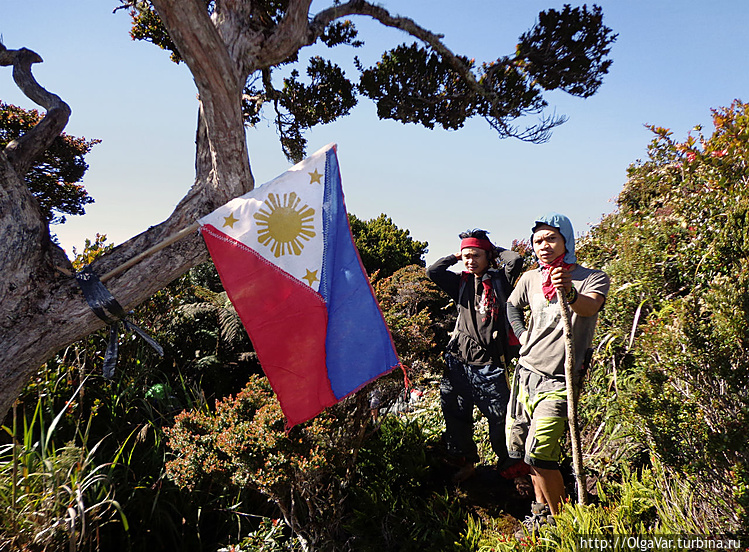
[[540, 256, 573, 301], [462, 271, 521, 347], [479, 275, 499, 322]]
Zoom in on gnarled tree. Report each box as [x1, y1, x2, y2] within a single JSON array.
[[0, 1, 615, 420]]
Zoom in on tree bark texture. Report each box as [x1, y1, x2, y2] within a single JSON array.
[[0, 17, 250, 421]]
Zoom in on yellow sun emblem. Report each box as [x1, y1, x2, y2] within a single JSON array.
[[254, 192, 316, 257]]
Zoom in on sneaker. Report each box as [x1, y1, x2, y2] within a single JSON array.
[[514, 502, 555, 539]]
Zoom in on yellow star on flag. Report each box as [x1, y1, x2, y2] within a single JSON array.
[[302, 269, 319, 286], [308, 169, 323, 184], [223, 212, 239, 228]]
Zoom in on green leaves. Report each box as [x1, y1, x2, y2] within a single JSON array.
[[320, 19, 363, 48], [358, 5, 616, 142], [357, 42, 553, 140], [579, 100, 749, 532], [0, 102, 98, 224], [358, 43, 478, 131], [123, 2, 616, 159], [518, 4, 616, 98], [348, 213, 428, 279], [277, 57, 358, 162]]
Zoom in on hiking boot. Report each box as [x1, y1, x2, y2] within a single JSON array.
[[514, 501, 556, 539]]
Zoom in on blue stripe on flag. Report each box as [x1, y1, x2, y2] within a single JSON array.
[[319, 148, 399, 398]]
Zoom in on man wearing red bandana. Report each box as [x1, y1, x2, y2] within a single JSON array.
[[427, 229, 524, 484], [506, 213, 610, 537]]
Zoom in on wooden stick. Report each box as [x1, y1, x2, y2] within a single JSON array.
[[55, 265, 73, 277], [101, 222, 200, 282], [53, 222, 200, 282], [557, 287, 588, 505]]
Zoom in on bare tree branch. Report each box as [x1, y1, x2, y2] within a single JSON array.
[[312, 1, 473, 84], [0, 43, 71, 178]]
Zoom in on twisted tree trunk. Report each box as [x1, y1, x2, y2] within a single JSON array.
[[0, 2, 255, 421]]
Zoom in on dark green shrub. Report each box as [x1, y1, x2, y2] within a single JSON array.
[[165, 375, 371, 550], [345, 415, 474, 552]]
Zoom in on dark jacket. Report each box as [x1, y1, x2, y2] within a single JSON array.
[[427, 251, 521, 366]]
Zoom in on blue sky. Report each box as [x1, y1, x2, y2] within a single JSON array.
[[3, 1, 749, 266]]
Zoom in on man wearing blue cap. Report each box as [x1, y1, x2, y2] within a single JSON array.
[[506, 213, 610, 536]]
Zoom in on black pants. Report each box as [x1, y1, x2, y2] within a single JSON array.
[[440, 353, 511, 466]]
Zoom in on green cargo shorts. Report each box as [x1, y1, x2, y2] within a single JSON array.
[[506, 364, 567, 469]]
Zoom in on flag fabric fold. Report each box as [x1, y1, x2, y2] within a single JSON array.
[[198, 143, 399, 427]]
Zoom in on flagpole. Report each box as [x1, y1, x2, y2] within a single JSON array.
[[100, 222, 200, 282], [54, 222, 201, 280]]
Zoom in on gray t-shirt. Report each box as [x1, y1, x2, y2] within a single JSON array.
[[508, 264, 610, 381]]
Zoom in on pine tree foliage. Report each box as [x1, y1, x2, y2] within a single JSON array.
[[124, 1, 616, 159]]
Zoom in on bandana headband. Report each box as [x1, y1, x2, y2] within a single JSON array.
[[460, 237, 493, 252]]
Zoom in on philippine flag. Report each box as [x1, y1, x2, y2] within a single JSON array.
[[198, 143, 399, 427]]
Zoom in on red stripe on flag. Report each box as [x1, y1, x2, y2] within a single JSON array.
[[201, 225, 337, 426]]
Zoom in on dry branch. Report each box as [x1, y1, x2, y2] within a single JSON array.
[[557, 288, 588, 505]]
